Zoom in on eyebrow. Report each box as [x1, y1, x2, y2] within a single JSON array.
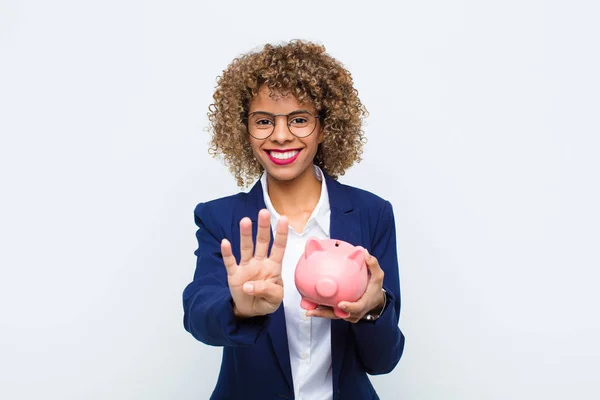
[[248, 109, 315, 116]]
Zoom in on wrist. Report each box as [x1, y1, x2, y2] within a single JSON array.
[[363, 288, 387, 321]]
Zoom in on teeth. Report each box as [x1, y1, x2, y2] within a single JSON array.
[[270, 150, 299, 160]]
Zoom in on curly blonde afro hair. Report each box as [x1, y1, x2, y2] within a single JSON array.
[[207, 40, 368, 187]]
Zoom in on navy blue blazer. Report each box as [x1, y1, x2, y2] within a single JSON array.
[[182, 173, 405, 399]]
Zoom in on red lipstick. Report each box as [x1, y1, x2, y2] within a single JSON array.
[[265, 149, 301, 165]]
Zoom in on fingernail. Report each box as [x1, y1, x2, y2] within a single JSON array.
[[243, 283, 254, 294]]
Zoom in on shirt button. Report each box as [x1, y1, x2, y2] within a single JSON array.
[[300, 353, 308, 360]]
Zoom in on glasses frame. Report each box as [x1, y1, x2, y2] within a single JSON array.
[[244, 109, 321, 140]]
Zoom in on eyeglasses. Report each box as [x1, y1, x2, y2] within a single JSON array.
[[245, 110, 320, 140]]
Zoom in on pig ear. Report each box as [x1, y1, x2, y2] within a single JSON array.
[[305, 237, 324, 258], [347, 246, 366, 266]]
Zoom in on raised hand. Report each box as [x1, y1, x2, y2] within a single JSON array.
[[221, 209, 289, 318]]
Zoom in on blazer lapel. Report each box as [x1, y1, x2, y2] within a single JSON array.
[[244, 180, 294, 392], [325, 174, 363, 393]]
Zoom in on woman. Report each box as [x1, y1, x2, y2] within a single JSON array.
[[182, 40, 405, 400]]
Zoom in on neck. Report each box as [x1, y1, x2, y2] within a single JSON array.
[[266, 166, 322, 217]]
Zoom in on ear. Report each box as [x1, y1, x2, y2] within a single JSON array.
[[305, 237, 324, 258], [347, 246, 365, 266], [317, 125, 325, 144]]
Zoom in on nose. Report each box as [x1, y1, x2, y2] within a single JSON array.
[[269, 115, 294, 144]]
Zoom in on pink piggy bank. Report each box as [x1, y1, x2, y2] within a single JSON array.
[[294, 238, 369, 318]]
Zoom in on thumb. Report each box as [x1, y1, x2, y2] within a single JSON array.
[[244, 280, 283, 305], [364, 248, 382, 273], [364, 248, 374, 265]]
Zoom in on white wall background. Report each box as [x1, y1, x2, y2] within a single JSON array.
[[1, 0, 599, 399]]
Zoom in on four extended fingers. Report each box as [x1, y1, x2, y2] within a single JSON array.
[[229, 209, 289, 267], [222, 211, 288, 316]]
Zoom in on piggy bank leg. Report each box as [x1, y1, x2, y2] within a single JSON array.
[[333, 307, 350, 319], [300, 298, 318, 311]]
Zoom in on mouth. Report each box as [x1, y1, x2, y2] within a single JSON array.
[[264, 149, 301, 165]]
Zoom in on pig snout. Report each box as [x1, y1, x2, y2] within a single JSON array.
[[315, 277, 338, 298]]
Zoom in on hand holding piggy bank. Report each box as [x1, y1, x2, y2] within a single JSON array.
[[294, 238, 369, 318]]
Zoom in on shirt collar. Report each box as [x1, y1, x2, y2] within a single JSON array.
[[260, 165, 330, 235]]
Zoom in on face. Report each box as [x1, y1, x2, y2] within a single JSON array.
[[247, 85, 324, 183]]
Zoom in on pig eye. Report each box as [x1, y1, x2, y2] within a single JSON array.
[[334, 241, 340, 247]]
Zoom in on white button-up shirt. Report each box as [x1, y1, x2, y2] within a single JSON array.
[[260, 165, 333, 400]]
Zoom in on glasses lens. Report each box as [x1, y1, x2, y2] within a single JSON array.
[[248, 112, 274, 139], [288, 111, 316, 138]]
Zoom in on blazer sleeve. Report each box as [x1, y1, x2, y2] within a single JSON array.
[[182, 202, 271, 347], [350, 200, 406, 374]]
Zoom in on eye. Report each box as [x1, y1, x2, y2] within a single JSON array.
[[249, 113, 275, 129], [288, 112, 312, 127], [255, 118, 274, 126], [289, 117, 308, 125]]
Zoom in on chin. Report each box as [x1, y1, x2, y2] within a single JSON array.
[[264, 167, 302, 182], [262, 161, 314, 183]]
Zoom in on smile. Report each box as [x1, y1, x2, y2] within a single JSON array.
[[265, 149, 301, 165]]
